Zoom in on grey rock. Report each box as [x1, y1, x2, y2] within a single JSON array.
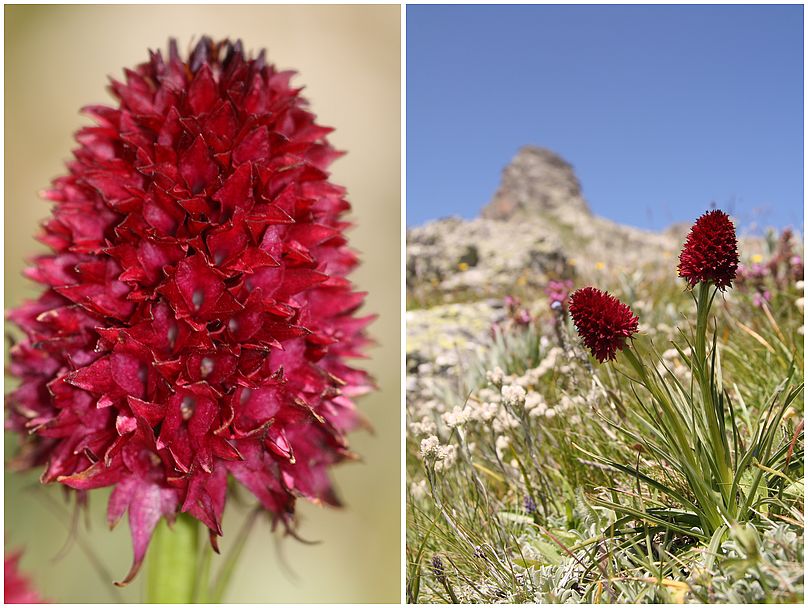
[[407, 146, 680, 301], [482, 146, 591, 221]]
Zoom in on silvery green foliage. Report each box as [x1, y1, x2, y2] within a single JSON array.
[[688, 523, 803, 603]]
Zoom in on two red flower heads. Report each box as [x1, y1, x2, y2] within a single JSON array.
[[570, 208, 740, 363], [7, 38, 374, 583]]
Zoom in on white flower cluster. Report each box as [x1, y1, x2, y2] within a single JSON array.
[[501, 384, 526, 407], [419, 435, 440, 459], [467, 397, 498, 422], [409, 416, 437, 437], [525, 392, 555, 418], [486, 366, 505, 386], [495, 434, 511, 459], [410, 397, 444, 419], [418, 435, 458, 471], [493, 409, 520, 433], [442, 405, 471, 428]]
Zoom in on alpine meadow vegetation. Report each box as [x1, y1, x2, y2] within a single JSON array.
[[407, 211, 803, 603]]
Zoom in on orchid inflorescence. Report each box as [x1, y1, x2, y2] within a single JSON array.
[[7, 37, 374, 587]]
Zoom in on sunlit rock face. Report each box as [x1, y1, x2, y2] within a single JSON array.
[[407, 146, 679, 301], [481, 146, 591, 222]]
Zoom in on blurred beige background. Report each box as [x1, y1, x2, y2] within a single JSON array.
[[5, 4, 400, 603]]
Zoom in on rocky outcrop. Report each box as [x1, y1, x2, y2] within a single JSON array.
[[481, 146, 591, 221], [407, 146, 681, 302]]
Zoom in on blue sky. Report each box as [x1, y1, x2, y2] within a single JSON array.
[[406, 4, 804, 231]]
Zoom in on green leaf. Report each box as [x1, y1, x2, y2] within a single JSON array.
[[497, 511, 535, 526]]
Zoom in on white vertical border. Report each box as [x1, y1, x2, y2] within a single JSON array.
[[399, 2, 407, 605]]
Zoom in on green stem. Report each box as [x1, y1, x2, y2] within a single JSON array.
[[147, 513, 200, 603], [694, 282, 712, 366], [621, 345, 724, 533], [694, 283, 733, 510]]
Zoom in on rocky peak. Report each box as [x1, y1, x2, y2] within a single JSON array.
[[481, 146, 592, 221]]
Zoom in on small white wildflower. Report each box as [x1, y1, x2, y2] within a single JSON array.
[[419, 435, 440, 460], [468, 400, 498, 422], [501, 384, 527, 407], [796, 297, 804, 313], [495, 434, 511, 458], [442, 406, 470, 429], [524, 392, 545, 413], [435, 445, 457, 471], [545, 408, 556, 419], [493, 409, 520, 432], [796, 280, 805, 291], [486, 366, 505, 386], [435, 352, 458, 368], [409, 416, 437, 437], [532, 347, 562, 377]]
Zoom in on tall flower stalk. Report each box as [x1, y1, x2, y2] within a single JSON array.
[[146, 514, 200, 602], [572, 209, 803, 546]]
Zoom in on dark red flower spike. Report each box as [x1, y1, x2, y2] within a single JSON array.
[[569, 287, 639, 363], [677, 209, 739, 291], [7, 37, 374, 584]]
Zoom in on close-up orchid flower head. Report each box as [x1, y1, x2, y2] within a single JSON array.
[[5, 5, 400, 604]]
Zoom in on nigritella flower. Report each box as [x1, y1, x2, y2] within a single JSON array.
[[7, 37, 373, 584], [5, 552, 45, 603], [677, 210, 739, 290], [569, 287, 639, 363]]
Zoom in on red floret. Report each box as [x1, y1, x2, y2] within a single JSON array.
[[5, 552, 46, 603]]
